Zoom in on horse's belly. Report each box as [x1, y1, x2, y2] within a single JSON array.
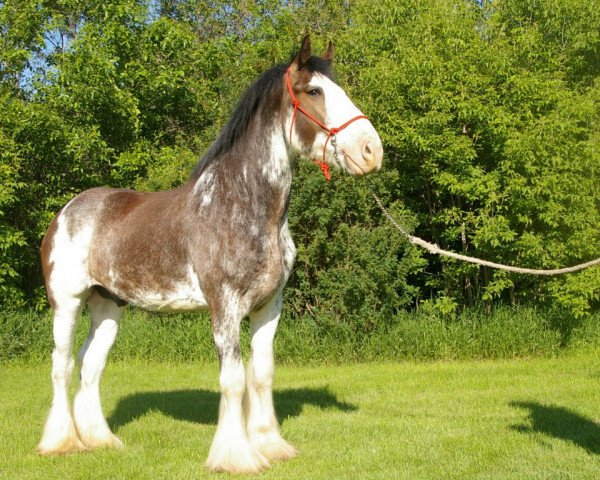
[[128, 288, 209, 312], [106, 265, 209, 313]]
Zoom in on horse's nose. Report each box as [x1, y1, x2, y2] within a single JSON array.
[[362, 139, 383, 171]]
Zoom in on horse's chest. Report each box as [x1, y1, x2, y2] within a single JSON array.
[[221, 228, 290, 283], [201, 221, 295, 311]]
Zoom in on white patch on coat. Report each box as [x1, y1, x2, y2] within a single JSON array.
[[249, 224, 260, 238], [282, 108, 304, 154], [221, 283, 247, 318], [309, 74, 364, 128], [48, 211, 94, 302], [261, 130, 292, 185], [194, 169, 217, 206], [125, 264, 208, 312], [279, 220, 296, 282], [108, 268, 118, 286]]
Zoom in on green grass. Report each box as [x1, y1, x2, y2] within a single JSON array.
[[2, 353, 600, 479]]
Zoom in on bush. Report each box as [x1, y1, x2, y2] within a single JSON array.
[[3, 306, 599, 364]]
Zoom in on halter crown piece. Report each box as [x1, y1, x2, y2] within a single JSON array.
[[285, 66, 369, 181]]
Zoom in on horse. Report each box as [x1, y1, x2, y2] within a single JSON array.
[[37, 34, 383, 473]]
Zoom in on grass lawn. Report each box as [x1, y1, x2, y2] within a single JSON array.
[[2, 352, 600, 479]]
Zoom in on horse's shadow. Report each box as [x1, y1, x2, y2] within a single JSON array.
[[108, 386, 357, 431], [510, 401, 600, 455]]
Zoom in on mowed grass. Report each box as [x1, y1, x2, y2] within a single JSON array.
[[2, 353, 600, 479]]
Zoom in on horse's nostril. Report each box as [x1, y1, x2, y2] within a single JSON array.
[[362, 141, 375, 162], [361, 139, 383, 170]]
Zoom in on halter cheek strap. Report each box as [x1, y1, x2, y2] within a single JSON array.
[[285, 66, 368, 181]]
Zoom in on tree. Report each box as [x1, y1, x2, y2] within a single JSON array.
[[0, 0, 598, 318]]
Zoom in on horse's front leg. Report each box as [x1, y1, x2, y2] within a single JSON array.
[[206, 302, 269, 473], [245, 294, 298, 461]]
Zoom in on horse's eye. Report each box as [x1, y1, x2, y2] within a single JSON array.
[[307, 88, 321, 96]]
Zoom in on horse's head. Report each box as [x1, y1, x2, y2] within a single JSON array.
[[285, 35, 383, 177]]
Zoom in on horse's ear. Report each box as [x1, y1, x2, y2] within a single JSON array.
[[323, 40, 334, 63], [293, 34, 312, 71]]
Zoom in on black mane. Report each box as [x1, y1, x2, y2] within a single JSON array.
[[191, 57, 333, 179]]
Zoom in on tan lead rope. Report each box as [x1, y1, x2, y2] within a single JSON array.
[[366, 180, 600, 276]]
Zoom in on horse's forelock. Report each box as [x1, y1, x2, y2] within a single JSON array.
[[303, 56, 335, 82]]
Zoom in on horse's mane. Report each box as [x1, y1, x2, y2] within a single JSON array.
[[191, 56, 333, 179]]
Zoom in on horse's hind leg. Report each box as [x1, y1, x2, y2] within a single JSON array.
[[245, 294, 297, 461], [37, 297, 87, 455], [73, 291, 124, 450]]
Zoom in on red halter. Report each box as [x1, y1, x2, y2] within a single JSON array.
[[285, 66, 368, 181]]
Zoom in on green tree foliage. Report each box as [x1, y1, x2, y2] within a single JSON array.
[[0, 0, 598, 320], [341, 0, 600, 315]]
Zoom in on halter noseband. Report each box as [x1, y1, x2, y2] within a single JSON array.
[[285, 66, 368, 181]]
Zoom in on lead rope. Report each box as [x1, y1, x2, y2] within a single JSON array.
[[364, 177, 600, 275]]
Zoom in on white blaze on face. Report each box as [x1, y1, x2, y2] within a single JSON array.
[[308, 73, 383, 175]]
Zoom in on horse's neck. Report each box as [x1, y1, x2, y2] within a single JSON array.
[[240, 122, 292, 225], [252, 123, 292, 190], [193, 118, 292, 226]]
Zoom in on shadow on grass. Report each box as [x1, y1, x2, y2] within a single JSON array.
[[510, 401, 600, 455], [108, 387, 357, 431]]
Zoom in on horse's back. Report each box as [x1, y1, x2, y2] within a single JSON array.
[[60, 186, 157, 229], [42, 186, 151, 267]]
